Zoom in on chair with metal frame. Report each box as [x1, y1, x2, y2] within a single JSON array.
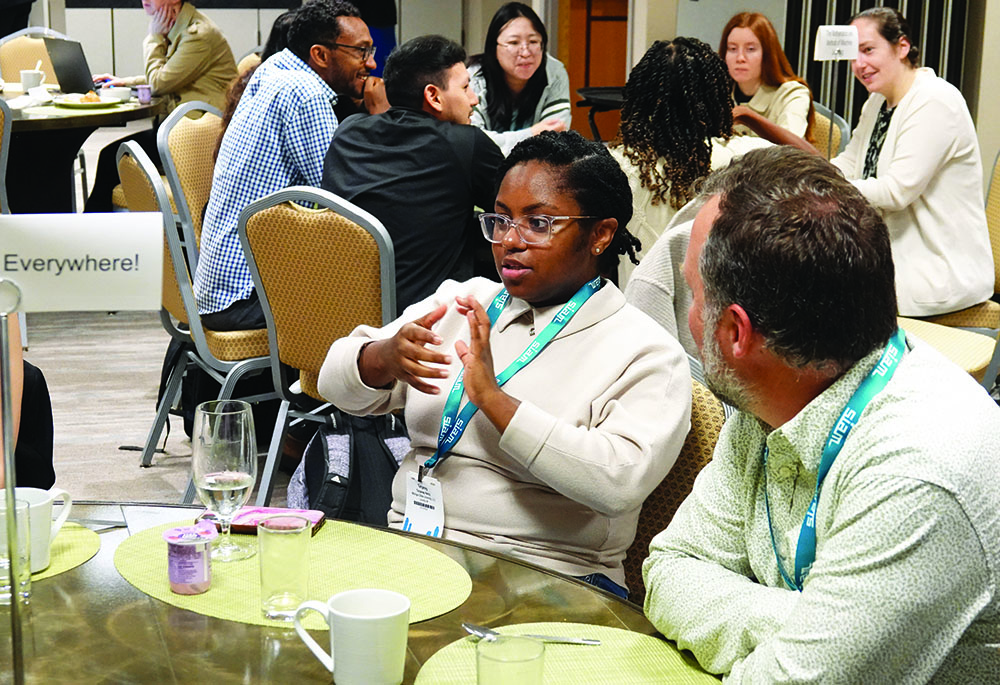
[[156, 100, 224, 266], [0, 27, 65, 83], [623, 379, 724, 606], [237, 186, 395, 506], [0, 98, 11, 214], [115, 141, 273, 496], [812, 101, 850, 160]]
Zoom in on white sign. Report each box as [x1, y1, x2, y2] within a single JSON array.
[[0, 213, 163, 312], [814, 25, 859, 61]]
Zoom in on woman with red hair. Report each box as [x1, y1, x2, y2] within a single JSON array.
[[719, 12, 814, 142]]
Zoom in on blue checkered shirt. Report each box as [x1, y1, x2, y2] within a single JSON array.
[[193, 49, 339, 314]]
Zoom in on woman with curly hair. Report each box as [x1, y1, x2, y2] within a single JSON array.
[[610, 38, 770, 286], [720, 11, 815, 142]]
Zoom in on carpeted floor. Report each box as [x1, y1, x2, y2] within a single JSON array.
[[20, 310, 289, 504]]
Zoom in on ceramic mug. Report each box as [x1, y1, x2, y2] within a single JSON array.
[[15, 487, 72, 573], [19, 69, 43, 91], [293, 589, 410, 685]]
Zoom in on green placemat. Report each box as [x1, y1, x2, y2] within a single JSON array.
[[114, 520, 472, 629], [415, 623, 720, 684], [32, 523, 101, 581]]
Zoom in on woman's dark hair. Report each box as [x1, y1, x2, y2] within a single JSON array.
[[614, 38, 733, 210], [853, 7, 920, 67], [262, 9, 297, 61], [498, 131, 641, 270], [718, 12, 815, 141], [471, 2, 549, 132]]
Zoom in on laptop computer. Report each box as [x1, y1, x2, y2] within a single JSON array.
[[43, 37, 99, 94]]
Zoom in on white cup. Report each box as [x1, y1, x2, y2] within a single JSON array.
[[15, 487, 72, 573], [20, 69, 43, 91], [294, 589, 410, 685]]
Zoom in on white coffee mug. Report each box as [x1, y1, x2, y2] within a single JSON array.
[[294, 589, 410, 685], [14, 487, 72, 573], [20, 69, 43, 91]]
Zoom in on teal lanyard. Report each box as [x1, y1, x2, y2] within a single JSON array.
[[419, 276, 603, 479], [764, 328, 906, 591]]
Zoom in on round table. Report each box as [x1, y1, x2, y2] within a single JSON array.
[[0, 502, 719, 683], [3, 94, 167, 213]]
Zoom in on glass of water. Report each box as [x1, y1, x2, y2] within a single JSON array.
[[0, 499, 31, 605], [191, 400, 257, 562]]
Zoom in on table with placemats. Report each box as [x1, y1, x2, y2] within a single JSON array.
[[2, 91, 167, 213], [0, 502, 719, 683]]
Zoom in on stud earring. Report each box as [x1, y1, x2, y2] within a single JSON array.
[[594, 248, 601, 254]]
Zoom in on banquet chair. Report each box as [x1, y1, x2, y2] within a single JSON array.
[[0, 27, 64, 83], [115, 142, 273, 485], [812, 102, 849, 160], [238, 186, 395, 506], [156, 100, 224, 268], [0, 98, 10, 214], [623, 379, 724, 606]]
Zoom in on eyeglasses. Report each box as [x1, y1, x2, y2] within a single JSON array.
[[480, 213, 597, 245], [497, 38, 543, 54], [324, 42, 376, 61]]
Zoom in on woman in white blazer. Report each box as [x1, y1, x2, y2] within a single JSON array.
[[831, 7, 992, 317]]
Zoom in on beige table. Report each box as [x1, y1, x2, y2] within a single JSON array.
[[0, 502, 715, 683]]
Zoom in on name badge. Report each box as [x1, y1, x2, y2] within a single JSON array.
[[403, 471, 444, 538]]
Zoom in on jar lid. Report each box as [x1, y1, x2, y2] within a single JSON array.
[[163, 522, 218, 545]]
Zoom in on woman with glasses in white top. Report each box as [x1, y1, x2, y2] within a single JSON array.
[[318, 131, 691, 600], [467, 2, 571, 155]]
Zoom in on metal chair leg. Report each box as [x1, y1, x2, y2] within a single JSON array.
[[140, 354, 185, 467], [254, 400, 290, 507]]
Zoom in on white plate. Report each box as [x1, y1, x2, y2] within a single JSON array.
[[53, 95, 120, 109]]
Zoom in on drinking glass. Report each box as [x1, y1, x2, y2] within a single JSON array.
[[477, 636, 544, 685], [191, 399, 257, 561], [0, 499, 31, 605]]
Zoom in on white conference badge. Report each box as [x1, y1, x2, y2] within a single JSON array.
[[403, 471, 444, 538], [814, 25, 859, 61]]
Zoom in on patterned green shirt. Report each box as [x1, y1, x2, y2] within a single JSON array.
[[644, 341, 1000, 683]]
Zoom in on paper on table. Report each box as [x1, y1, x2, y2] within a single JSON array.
[[6, 86, 53, 109]]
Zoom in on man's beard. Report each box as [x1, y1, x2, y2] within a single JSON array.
[[700, 303, 755, 413]]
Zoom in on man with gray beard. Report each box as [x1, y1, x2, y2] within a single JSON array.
[[643, 146, 1000, 683]]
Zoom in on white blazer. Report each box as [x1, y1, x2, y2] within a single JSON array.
[[832, 68, 993, 316]]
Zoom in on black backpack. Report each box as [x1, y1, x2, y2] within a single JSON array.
[[288, 409, 409, 524]]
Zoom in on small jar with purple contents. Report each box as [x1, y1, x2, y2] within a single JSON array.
[[163, 523, 218, 595]]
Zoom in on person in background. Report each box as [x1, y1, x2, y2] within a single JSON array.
[[0, 0, 35, 37], [213, 9, 297, 162], [467, 2, 569, 155], [0, 316, 55, 490], [830, 7, 992, 317], [643, 145, 1000, 682], [719, 11, 814, 142], [322, 35, 503, 314], [318, 131, 689, 599], [352, 0, 396, 77], [610, 38, 770, 287], [194, 0, 377, 332], [84, 0, 236, 212]]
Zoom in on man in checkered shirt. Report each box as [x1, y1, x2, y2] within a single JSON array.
[[194, 0, 381, 331]]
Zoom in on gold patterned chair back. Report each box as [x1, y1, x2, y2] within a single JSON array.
[[985, 150, 1000, 295], [243, 200, 387, 400], [117, 148, 187, 325], [623, 379, 725, 605], [812, 111, 840, 160], [0, 35, 56, 85], [237, 52, 261, 74], [165, 107, 223, 246]]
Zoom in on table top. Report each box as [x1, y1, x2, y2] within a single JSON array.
[[3, 93, 167, 132], [0, 502, 713, 683], [575, 86, 624, 110]]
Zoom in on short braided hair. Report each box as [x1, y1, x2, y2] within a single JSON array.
[[499, 131, 641, 269], [614, 38, 733, 210]]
